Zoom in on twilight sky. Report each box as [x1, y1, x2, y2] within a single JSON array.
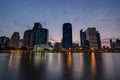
[[0, 0, 120, 46]]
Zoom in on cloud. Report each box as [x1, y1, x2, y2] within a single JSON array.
[[12, 21, 31, 28]]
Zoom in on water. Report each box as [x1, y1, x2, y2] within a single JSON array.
[[0, 53, 120, 80]]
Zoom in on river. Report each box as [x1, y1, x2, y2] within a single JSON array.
[[0, 53, 120, 80]]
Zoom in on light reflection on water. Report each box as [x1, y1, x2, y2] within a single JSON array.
[[91, 52, 96, 76], [0, 53, 120, 80]]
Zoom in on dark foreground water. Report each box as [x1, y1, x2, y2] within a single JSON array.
[[0, 53, 120, 80]]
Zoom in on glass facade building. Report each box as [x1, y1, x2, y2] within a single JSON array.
[[35, 28, 48, 45], [62, 23, 73, 48]]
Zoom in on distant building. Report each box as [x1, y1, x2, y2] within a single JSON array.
[[9, 32, 20, 48], [83, 40, 90, 49], [0, 36, 9, 48], [48, 42, 53, 47], [27, 22, 49, 51], [35, 28, 48, 45], [96, 31, 101, 49], [48, 42, 51, 46], [22, 22, 49, 51], [19, 39, 23, 48], [33, 22, 42, 30], [32, 22, 48, 45], [110, 39, 120, 49], [23, 30, 32, 48], [32, 22, 43, 46], [54, 42, 61, 51], [85, 27, 99, 49], [80, 29, 87, 48], [72, 43, 79, 48], [62, 23, 73, 48], [80, 27, 101, 49]]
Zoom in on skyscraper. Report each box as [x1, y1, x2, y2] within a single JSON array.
[[32, 22, 42, 46], [23, 22, 49, 51], [35, 28, 48, 45], [96, 31, 101, 49], [80, 29, 87, 47], [9, 32, 20, 48], [80, 27, 101, 49], [62, 23, 72, 48], [85, 27, 99, 49], [32, 22, 48, 45], [23, 30, 32, 48], [33, 22, 42, 30]]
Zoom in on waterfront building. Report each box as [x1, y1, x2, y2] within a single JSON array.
[[96, 31, 101, 49], [110, 39, 120, 49], [80, 27, 101, 49], [9, 32, 20, 48], [85, 27, 98, 49], [54, 42, 61, 51], [62, 23, 73, 48], [29, 22, 49, 51], [32, 22, 42, 46], [72, 43, 79, 48], [35, 28, 48, 45], [22, 22, 49, 51], [83, 40, 90, 49], [80, 29, 87, 48], [19, 39, 23, 48], [0, 36, 9, 48], [23, 30, 32, 48]]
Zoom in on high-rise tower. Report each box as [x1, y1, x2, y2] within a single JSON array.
[[9, 32, 20, 48], [23, 30, 32, 48], [62, 23, 73, 48], [85, 27, 99, 49]]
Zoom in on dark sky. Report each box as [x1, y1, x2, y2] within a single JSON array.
[[0, 0, 120, 45]]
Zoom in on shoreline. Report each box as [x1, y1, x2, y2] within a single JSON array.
[[0, 49, 120, 53]]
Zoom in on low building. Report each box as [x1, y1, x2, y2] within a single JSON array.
[[110, 39, 120, 49], [0, 36, 9, 48]]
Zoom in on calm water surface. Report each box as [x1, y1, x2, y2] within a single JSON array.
[[0, 53, 120, 80]]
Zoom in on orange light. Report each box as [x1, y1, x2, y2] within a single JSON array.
[[91, 52, 96, 76], [67, 54, 72, 70]]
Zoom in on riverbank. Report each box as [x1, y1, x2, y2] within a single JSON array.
[[0, 49, 120, 53]]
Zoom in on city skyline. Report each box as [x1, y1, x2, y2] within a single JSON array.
[[0, 0, 120, 46]]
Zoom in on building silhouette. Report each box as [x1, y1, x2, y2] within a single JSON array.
[[54, 42, 61, 52], [80, 29, 88, 48], [23, 22, 48, 48], [85, 28, 98, 49], [110, 39, 120, 49], [80, 27, 101, 49], [9, 32, 20, 48], [23, 22, 49, 50], [35, 28, 48, 45], [96, 31, 101, 49], [23, 30, 32, 48], [62, 23, 73, 48], [32, 22, 43, 46], [19, 39, 23, 48], [0, 36, 9, 48]]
